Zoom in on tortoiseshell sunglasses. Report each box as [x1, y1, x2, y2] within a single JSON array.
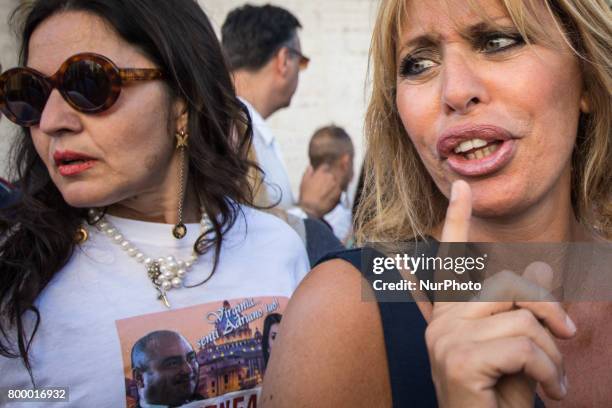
[[0, 52, 164, 127]]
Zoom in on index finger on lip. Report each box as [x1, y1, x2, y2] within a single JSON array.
[[441, 180, 472, 243], [432, 180, 472, 311]]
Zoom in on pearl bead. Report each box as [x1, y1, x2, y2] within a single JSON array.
[[96, 214, 199, 300], [171, 277, 182, 288], [161, 280, 172, 291]]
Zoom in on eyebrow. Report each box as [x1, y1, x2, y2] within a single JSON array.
[[400, 17, 515, 52], [160, 355, 183, 366]]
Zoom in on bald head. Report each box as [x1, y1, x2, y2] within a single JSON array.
[[131, 330, 188, 370], [309, 126, 354, 169], [309, 126, 354, 191]]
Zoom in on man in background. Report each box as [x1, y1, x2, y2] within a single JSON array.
[[221, 4, 340, 219], [308, 125, 354, 243]]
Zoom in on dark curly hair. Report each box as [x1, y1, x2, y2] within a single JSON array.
[[0, 0, 260, 384]]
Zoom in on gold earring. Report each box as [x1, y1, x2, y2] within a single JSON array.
[[74, 226, 89, 244], [173, 129, 189, 239]]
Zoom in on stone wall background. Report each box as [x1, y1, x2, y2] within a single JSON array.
[[0, 0, 20, 179], [0, 0, 378, 199]]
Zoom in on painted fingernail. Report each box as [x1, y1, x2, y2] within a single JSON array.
[[566, 315, 577, 334], [561, 375, 569, 396]]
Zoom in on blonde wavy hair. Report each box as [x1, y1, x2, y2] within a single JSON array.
[[355, 0, 612, 242]]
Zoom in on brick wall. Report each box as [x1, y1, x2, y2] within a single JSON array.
[[0, 0, 377, 197]]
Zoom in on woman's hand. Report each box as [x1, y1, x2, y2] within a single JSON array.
[[425, 180, 577, 408]]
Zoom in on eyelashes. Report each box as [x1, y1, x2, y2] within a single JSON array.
[[478, 32, 524, 53], [399, 54, 438, 77], [399, 32, 526, 78]]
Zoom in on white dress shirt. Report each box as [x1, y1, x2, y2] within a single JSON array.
[[240, 98, 295, 210], [323, 192, 353, 242]]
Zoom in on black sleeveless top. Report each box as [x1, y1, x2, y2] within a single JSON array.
[[318, 247, 545, 408]]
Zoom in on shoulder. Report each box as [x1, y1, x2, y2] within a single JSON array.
[[227, 205, 309, 280], [235, 205, 305, 249], [261, 257, 392, 406]]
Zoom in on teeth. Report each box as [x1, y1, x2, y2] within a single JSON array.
[[453, 138, 488, 154], [456, 140, 473, 153], [463, 143, 501, 160], [472, 138, 487, 149], [484, 144, 500, 155]]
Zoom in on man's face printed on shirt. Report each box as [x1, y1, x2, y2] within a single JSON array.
[[139, 333, 199, 406]]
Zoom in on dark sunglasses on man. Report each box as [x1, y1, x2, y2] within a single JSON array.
[[0, 53, 163, 127], [285, 46, 310, 71]]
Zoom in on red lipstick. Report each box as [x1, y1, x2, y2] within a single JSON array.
[[53, 150, 97, 176], [437, 124, 518, 177]]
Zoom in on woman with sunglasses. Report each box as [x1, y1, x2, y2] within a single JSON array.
[[0, 0, 309, 406], [263, 0, 611, 406]]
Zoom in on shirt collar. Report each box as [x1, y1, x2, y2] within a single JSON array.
[[239, 97, 275, 146]]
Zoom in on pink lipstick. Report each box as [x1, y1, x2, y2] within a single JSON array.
[[437, 125, 518, 177], [53, 150, 97, 176]]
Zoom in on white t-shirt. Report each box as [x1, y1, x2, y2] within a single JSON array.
[[0, 205, 309, 407]]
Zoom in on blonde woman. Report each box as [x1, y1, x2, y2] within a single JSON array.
[[262, 0, 611, 406]]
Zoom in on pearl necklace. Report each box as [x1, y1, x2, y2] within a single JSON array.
[[88, 209, 212, 308]]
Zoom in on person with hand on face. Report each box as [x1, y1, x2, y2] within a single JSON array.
[[262, 0, 611, 406], [221, 5, 341, 220], [307, 125, 355, 243], [131, 331, 202, 408], [0, 1, 309, 406]]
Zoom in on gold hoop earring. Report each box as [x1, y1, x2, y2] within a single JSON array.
[[74, 226, 89, 244]]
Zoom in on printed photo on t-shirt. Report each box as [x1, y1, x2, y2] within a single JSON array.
[[115, 296, 288, 408]]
